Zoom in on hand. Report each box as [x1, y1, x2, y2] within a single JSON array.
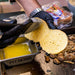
[[0, 19, 17, 32], [0, 19, 32, 48], [0, 20, 17, 48], [32, 11, 57, 29]]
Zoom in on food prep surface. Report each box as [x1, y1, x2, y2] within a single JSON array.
[[0, 10, 75, 75]]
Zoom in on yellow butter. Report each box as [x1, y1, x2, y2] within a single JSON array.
[[0, 50, 4, 59], [13, 37, 26, 44], [4, 44, 31, 59]]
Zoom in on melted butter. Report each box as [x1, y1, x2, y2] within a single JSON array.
[[0, 50, 4, 60], [4, 44, 31, 59], [13, 37, 26, 44]]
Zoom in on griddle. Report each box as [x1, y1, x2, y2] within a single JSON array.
[[0, 10, 75, 34], [0, 11, 25, 20]]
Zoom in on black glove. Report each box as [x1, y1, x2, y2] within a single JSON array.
[[0, 19, 17, 48], [0, 19, 17, 32], [0, 19, 33, 48], [32, 11, 57, 29]]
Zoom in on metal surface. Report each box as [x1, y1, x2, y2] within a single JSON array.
[[0, 39, 39, 66], [0, 12, 41, 34], [0, 12, 40, 67], [62, 26, 75, 34], [0, 11, 75, 67], [0, 0, 8, 2], [0, 11, 25, 20]]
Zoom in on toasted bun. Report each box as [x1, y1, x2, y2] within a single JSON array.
[[40, 29, 68, 54], [25, 19, 49, 42], [25, 19, 68, 54]]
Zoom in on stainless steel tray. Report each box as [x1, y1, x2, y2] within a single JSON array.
[[0, 38, 39, 66], [0, 12, 40, 66]]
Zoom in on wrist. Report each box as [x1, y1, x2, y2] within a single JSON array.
[[16, 0, 41, 16], [29, 8, 43, 18]]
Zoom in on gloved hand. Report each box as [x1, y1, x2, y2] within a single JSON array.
[[0, 19, 33, 48], [0, 19, 17, 48], [32, 11, 57, 29], [0, 11, 56, 49], [0, 19, 17, 32]]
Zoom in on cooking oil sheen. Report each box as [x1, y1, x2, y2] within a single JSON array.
[[4, 44, 31, 59]]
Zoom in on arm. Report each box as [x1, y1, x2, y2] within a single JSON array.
[[17, 0, 41, 16], [0, 0, 56, 49], [16, 0, 56, 29]]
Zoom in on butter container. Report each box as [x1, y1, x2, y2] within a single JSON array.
[[0, 36, 39, 66], [67, 0, 75, 16], [0, 13, 40, 67]]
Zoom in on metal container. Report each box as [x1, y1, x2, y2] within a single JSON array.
[[0, 12, 40, 67], [67, 0, 75, 16], [0, 37, 39, 66], [0, 11, 74, 67]]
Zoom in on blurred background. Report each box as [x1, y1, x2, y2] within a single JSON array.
[[0, 0, 68, 13]]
